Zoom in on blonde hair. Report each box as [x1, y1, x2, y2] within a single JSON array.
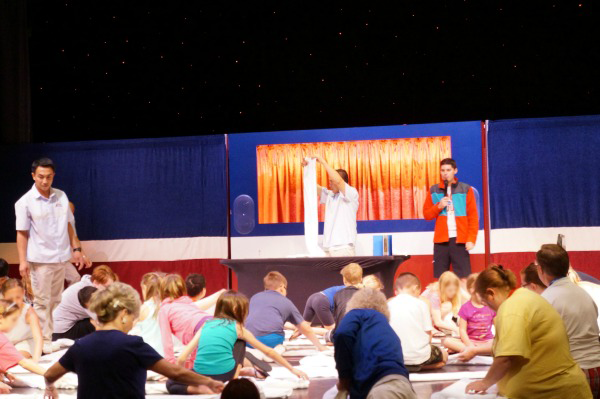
[[89, 282, 141, 324], [438, 271, 462, 315], [466, 273, 479, 293], [263, 271, 287, 291], [214, 290, 249, 325], [346, 288, 390, 320], [141, 273, 163, 318], [567, 266, 581, 283], [363, 275, 384, 291], [341, 263, 363, 285], [161, 274, 187, 300]]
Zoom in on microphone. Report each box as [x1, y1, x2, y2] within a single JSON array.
[[443, 180, 449, 196]]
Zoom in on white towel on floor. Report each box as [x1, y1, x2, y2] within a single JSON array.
[[409, 371, 488, 382], [299, 353, 336, 368], [11, 373, 78, 389], [303, 157, 326, 257], [430, 378, 503, 399], [447, 354, 494, 366]]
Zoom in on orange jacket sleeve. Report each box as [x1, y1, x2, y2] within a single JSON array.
[[423, 189, 443, 221], [466, 188, 479, 243]]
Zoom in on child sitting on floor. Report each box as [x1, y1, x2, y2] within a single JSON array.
[[52, 265, 117, 340], [334, 289, 416, 399], [362, 275, 384, 291], [421, 271, 463, 335], [168, 290, 308, 394], [2, 279, 43, 362], [129, 272, 164, 355], [330, 263, 364, 341], [43, 282, 224, 399], [221, 378, 261, 399], [0, 299, 46, 377], [246, 271, 327, 350], [158, 274, 213, 366], [442, 273, 495, 360], [388, 273, 447, 370], [185, 273, 226, 313]]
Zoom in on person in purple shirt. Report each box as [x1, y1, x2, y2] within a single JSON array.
[[245, 271, 327, 350], [442, 273, 495, 361]]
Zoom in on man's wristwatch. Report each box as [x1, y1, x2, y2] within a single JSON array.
[[73, 247, 82, 252]]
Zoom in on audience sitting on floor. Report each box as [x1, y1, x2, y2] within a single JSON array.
[[520, 262, 547, 294], [334, 288, 417, 399], [2, 279, 43, 362], [421, 271, 463, 335], [442, 272, 495, 360], [52, 265, 117, 341], [0, 299, 46, 377], [465, 265, 592, 398], [129, 272, 165, 356], [158, 274, 213, 367], [168, 290, 308, 394], [245, 271, 327, 350], [388, 272, 447, 370], [185, 273, 226, 313], [43, 282, 224, 399], [536, 244, 600, 398], [330, 263, 364, 342]]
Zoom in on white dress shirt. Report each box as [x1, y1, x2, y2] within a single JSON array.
[[320, 183, 359, 249], [15, 184, 73, 263]]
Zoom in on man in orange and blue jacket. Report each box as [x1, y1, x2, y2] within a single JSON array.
[[423, 158, 479, 278]]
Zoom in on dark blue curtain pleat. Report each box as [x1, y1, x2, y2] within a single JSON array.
[[0, 136, 227, 241], [489, 115, 600, 229]]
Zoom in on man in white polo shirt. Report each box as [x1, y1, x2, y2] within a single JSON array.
[[15, 158, 91, 351], [305, 156, 359, 256]]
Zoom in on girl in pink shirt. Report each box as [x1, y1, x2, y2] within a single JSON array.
[[0, 299, 46, 377], [442, 273, 495, 360], [158, 275, 212, 366]]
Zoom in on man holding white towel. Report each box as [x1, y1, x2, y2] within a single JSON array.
[[303, 156, 359, 257]]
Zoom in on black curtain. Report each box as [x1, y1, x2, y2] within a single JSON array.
[[0, 0, 31, 144]]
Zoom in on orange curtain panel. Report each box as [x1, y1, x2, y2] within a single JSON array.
[[257, 136, 451, 224]]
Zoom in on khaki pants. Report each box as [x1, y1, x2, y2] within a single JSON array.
[[367, 374, 417, 399], [30, 262, 68, 343], [327, 247, 356, 257], [64, 263, 81, 286]]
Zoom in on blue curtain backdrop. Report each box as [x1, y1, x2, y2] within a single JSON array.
[[488, 115, 600, 229], [0, 135, 227, 242]]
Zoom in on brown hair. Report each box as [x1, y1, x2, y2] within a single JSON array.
[[474, 265, 518, 296], [1, 278, 23, 295], [341, 263, 363, 285], [466, 273, 479, 292], [395, 272, 421, 291], [0, 299, 21, 318], [336, 169, 349, 184], [161, 274, 187, 300], [89, 282, 141, 323], [263, 271, 287, 291], [91, 265, 119, 285], [221, 378, 260, 399], [440, 158, 457, 169], [521, 263, 547, 289], [536, 244, 569, 278], [214, 290, 249, 325]]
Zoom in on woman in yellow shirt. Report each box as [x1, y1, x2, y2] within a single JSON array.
[[465, 265, 591, 399]]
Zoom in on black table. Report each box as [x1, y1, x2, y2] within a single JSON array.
[[220, 255, 410, 311]]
